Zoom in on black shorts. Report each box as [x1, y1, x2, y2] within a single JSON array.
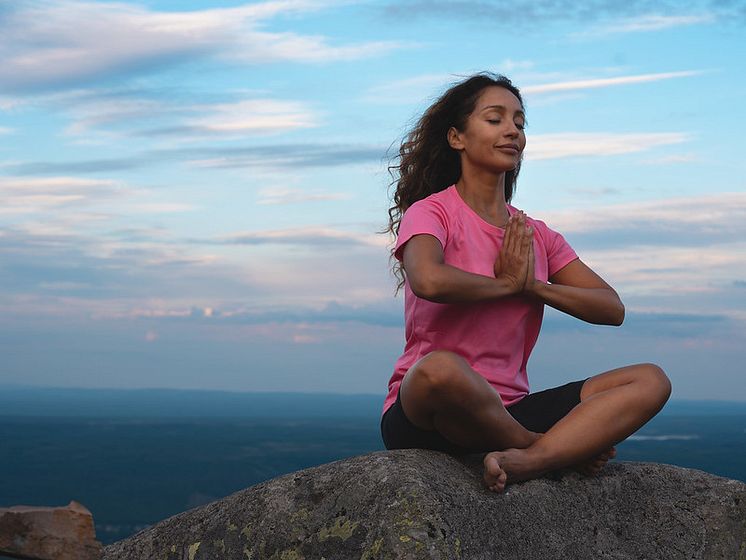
[[380, 379, 586, 455]]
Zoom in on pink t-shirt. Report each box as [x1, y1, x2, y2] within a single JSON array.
[[382, 185, 578, 416]]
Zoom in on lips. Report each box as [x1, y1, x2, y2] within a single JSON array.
[[496, 144, 520, 153]]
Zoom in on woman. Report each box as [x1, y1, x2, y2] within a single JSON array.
[[380, 73, 671, 493]]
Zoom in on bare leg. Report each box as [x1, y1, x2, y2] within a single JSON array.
[[484, 363, 671, 491], [399, 350, 540, 452]]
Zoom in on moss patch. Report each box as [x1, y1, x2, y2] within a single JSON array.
[[317, 516, 359, 542]]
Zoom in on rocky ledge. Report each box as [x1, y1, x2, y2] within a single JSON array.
[[104, 449, 746, 560]]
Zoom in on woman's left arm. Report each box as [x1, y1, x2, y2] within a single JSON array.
[[526, 250, 625, 326]]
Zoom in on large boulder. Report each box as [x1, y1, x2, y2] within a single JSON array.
[[104, 449, 746, 560]]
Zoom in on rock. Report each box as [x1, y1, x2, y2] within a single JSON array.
[[0, 500, 102, 560], [103, 450, 746, 560]]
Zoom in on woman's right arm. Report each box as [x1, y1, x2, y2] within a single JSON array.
[[402, 213, 532, 304]]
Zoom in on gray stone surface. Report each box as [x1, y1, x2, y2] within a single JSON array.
[[104, 450, 746, 560]]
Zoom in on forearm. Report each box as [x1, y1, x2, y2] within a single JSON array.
[[529, 281, 625, 325], [409, 262, 519, 303]]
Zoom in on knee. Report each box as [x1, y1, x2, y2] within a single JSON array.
[[410, 350, 466, 394], [638, 363, 672, 407]]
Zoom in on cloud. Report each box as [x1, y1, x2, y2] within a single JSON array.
[[640, 153, 700, 165], [0, 126, 13, 135], [5, 142, 388, 176], [3, 132, 690, 175], [0, 1, 406, 93], [6, 85, 320, 142], [6, 156, 157, 175], [522, 71, 705, 95], [115, 299, 404, 328], [185, 143, 387, 170], [208, 226, 386, 248], [140, 99, 318, 140], [525, 132, 690, 160], [256, 187, 351, 205], [535, 193, 746, 315], [365, 69, 704, 107], [541, 307, 732, 337], [380, 1, 732, 27], [543, 192, 746, 243], [573, 14, 716, 38], [0, 176, 125, 214]]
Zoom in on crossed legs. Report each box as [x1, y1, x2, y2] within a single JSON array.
[[398, 350, 672, 492]]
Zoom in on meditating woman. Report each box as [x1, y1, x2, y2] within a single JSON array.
[[380, 73, 671, 492]]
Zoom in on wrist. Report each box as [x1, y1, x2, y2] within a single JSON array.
[[527, 279, 549, 299], [495, 275, 522, 297]]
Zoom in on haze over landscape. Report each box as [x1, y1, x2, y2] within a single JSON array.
[[1, 0, 745, 402]]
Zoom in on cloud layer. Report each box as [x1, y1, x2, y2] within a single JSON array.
[[0, 1, 404, 93]]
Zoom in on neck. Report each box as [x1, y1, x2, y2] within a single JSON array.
[[455, 168, 509, 226]]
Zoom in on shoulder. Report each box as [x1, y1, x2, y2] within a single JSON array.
[[395, 187, 457, 258], [401, 187, 456, 227], [406, 186, 453, 213]]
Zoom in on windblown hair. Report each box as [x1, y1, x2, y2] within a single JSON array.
[[386, 72, 524, 290]]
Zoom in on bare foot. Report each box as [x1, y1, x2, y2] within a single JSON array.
[[483, 453, 507, 492], [482, 448, 547, 492], [574, 447, 616, 476]]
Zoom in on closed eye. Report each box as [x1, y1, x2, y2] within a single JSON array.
[[487, 118, 526, 130]]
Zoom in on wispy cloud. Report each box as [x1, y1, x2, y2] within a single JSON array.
[[0, 126, 13, 135], [640, 153, 700, 165], [186, 143, 387, 170], [141, 99, 318, 140], [113, 300, 403, 328], [0, 1, 406, 93], [526, 132, 690, 160], [4, 130, 686, 176], [544, 192, 746, 238], [381, 1, 730, 27], [256, 187, 350, 205], [4, 142, 388, 176], [538, 193, 746, 311], [365, 69, 704, 106], [573, 14, 716, 38], [0, 176, 124, 214], [522, 71, 704, 95], [209, 226, 386, 248]]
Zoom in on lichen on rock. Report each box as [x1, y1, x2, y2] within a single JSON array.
[[103, 449, 746, 560]]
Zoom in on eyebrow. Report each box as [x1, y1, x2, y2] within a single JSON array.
[[481, 105, 525, 118]]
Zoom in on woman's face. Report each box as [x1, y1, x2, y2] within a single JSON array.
[[448, 86, 526, 174]]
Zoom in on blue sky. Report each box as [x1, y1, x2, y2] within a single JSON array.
[[1, 0, 745, 401]]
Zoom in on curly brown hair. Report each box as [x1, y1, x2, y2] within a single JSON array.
[[386, 72, 524, 290]]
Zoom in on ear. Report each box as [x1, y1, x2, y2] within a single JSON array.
[[447, 126, 464, 150]]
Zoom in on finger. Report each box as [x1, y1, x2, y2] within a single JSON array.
[[519, 222, 532, 254], [509, 213, 525, 254], [503, 215, 518, 254]]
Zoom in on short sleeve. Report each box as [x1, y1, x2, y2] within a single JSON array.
[[394, 199, 448, 261], [535, 220, 578, 276]]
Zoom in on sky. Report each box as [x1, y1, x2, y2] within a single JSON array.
[[1, 0, 745, 402]]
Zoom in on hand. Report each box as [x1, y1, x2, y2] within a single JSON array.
[[523, 234, 536, 294], [494, 212, 533, 294]]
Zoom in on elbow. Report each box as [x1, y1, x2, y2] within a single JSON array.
[[410, 276, 441, 301], [408, 268, 446, 301], [611, 301, 625, 326]]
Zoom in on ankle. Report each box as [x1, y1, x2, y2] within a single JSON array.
[[522, 442, 558, 472], [515, 429, 541, 449]]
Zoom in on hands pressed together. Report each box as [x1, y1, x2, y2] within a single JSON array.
[[493, 211, 537, 295]]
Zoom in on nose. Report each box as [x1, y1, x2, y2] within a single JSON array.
[[504, 121, 520, 138]]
